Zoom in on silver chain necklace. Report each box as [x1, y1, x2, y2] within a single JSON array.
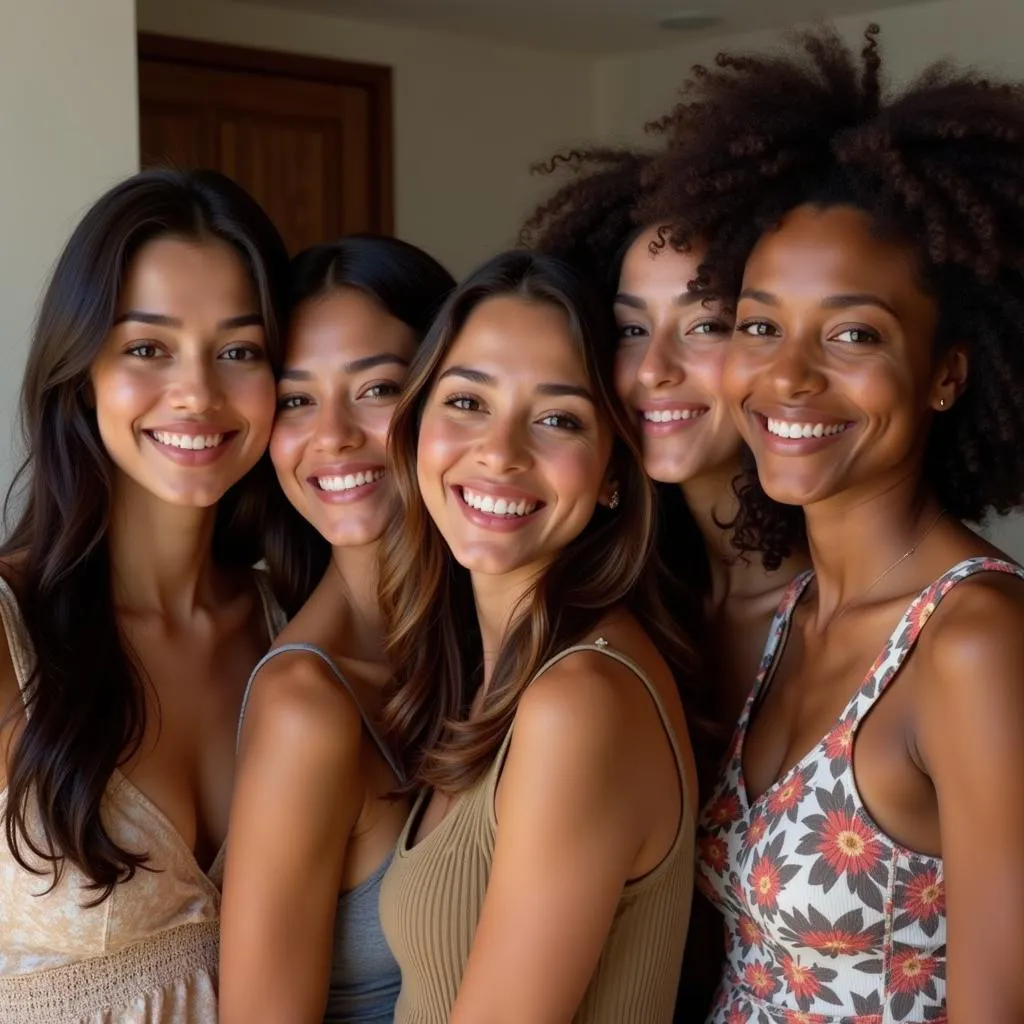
[[824, 508, 946, 630]]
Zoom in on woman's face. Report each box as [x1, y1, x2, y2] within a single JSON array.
[[90, 236, 275, 508], [416, 295, 615, 582], [614, 226, 741, 486], [723, 203, 960, 510], [270, 288, 418, 549]]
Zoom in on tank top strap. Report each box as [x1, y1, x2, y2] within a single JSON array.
[[745, 569, 816, 712], [488, 638, 690, 813], [237, 642, 405, 783], [854, 556, 1024, 713], [0, 575, 34, 713]]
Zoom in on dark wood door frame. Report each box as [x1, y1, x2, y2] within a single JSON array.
[[137, 32, 394, 233]]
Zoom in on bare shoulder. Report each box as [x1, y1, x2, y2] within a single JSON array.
[[916, 569, 1024, 755], [922, 567, 1024, 683], [239, 648, 365, 768], [517, 620, 684, 763]]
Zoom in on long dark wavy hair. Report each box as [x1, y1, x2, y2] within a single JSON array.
[[643, 23, 1024, 538], [379, 250, 699, 793], [0, 168, 289, 903], [263, 236, 456, 617]]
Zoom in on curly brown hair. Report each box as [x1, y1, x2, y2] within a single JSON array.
[[644, 23, 1024, 532], [519, 148, 659, 293]]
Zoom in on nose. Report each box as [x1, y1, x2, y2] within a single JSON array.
[[636, 330, 684, 391], [474, 414, 530, 474], [313, 397, 365, 453], [170, 353, 223, 414], [767, 333, 826, 400]]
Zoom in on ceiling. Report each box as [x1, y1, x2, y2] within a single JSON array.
[[237, 0, 936, 55]]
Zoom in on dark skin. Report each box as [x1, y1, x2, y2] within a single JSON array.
[[723, 203, 1024, 1022]]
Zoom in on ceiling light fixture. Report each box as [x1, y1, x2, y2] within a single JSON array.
[[658, 10, 722, 31]]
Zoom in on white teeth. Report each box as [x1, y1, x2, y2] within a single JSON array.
[[317, 468, 385, 492], [461, 488, 536, 518], [151, 431, 224, 450], [642, 408, 708, 423], [765, 417, 849, 439]]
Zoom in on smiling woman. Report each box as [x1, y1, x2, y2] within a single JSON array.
[[377, 250, 700, 1023], [646, 23, 1024, 1024], [0, 168, 289, 1024]]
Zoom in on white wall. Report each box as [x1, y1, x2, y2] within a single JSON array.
[[594, 0, 1024, 560], [136, 0, 597, 279], [0, 0, 139, 493]]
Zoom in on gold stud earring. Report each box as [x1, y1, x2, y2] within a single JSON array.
[[938, 398, 946, 409]]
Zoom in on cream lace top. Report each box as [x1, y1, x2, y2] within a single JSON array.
[[0, 573, 285, 1024]]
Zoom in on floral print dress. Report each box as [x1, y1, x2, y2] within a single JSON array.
[[696, 557, 1024, 1024]]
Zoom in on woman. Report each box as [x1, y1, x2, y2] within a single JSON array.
[[524, 149, 807, 737], [378, 250, 699, 1023], [219, 236, 455, 1024], [650, 24, 1024, 1022], [525, 157, 809, 1018], [0, 168, 288, 1022]]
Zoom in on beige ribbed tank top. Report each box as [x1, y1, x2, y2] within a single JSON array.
[[378, 639, 695, 1024]]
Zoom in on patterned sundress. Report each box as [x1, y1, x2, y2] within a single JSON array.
[[696, 556, 1024, 1024]]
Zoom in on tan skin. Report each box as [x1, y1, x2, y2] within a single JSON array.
[[412, 295, 696, 1023], [614, 226, 808, 728], [219, 288, 413, 1024], [1, 236, 278, 872], [725, 203, 1024, 1022]]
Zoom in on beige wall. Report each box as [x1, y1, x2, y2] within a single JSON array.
[[0, 0, 139, 489], [594, 0, 1024, 559], [136, 0, 597, 279]]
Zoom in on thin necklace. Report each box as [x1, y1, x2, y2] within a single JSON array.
[[824, 507, 946, 630]]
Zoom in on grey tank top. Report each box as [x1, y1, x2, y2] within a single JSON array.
[[239, 642, 404, 1024]]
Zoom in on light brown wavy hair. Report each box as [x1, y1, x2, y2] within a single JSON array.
[[379, 250, 699, 793]]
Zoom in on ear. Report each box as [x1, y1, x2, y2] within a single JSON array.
[[929, 344, 968, 412]]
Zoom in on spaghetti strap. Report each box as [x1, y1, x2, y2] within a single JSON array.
[[0, 574, 33, 711], [492, 637, 690, 820], [238, 642, 405, 782]]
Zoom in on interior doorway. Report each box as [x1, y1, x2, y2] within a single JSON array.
[[138, 34, 393, 254]]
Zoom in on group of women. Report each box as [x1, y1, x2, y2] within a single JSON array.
[[1, 22, 1022, 1024]]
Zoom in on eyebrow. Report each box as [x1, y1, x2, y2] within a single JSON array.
[[280, 352, 409, 381], [614, 290, 705, 310], [112, 311, 264, 330], [438, 365, 594, 403], [739, 288, 898, 317]]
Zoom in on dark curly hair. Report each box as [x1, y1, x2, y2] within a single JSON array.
[[644, 23, 1024, 532], [519, 148, 660, 295]]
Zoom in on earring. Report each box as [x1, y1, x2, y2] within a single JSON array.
[[607, 489, 621, 511], [938, 398, 946, 409]]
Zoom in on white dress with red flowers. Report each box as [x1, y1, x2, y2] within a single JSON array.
[[696, 556, 1024, 1024]]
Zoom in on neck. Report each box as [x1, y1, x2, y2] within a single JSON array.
[[680, 460, 765, 607], [326, 541, 385, 661], [803, 471, 942, 625], [471, 564, 541, 689], [107, 476, 220, 619]]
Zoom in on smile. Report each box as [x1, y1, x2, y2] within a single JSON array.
[[459, 486, 539, 518], [641, 408, 708, 423], [316, 468, 385, 492], [149, 430, 227, 450], [763, 416, 852, 439]]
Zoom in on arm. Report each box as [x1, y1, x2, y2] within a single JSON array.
[[219, 653, 365, 1024], [450, 653, 676, 1024], [918, 579, 1024, 1024]]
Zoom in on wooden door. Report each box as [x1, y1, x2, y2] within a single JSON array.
[[138, 34, 393, 254]]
